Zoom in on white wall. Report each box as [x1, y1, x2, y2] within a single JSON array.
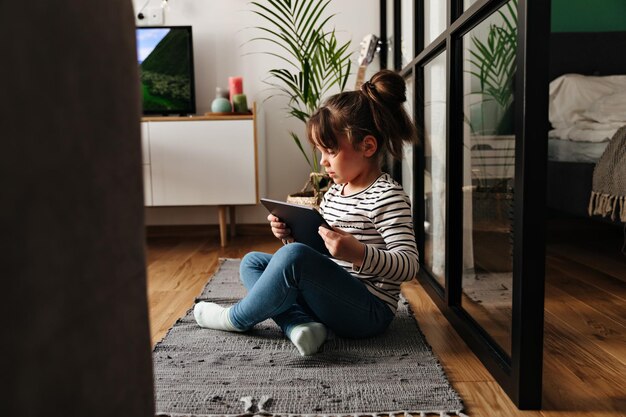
[[133, 0, 380, 225]]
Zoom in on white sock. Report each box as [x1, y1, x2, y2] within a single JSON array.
[[288, 322, 327, 356], [193, 302, 244, 332]]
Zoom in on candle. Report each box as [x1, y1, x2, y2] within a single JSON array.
[[228, 76, 243, 103], [233, 94, 248, 113]]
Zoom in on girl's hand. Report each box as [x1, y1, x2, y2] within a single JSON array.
[[267, 214, 293, 242], [318, 226, 365, 266]]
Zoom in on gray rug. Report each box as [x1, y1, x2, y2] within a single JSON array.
[[463, 271, 512, 308], [153, 259, 466, 417]]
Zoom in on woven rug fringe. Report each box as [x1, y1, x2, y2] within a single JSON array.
[[156, 411, 468, 417], [588, 191, 626, 222]]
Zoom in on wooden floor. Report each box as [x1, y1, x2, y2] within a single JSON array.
[[146, 219, 626, 417]]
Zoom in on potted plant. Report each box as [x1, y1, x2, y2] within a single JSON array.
[[250, 0, 352, 206], [466, 0, 518, 245], [467, 0, 517, 138]]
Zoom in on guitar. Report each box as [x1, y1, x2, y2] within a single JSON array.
[[355, 34, 380, 90]]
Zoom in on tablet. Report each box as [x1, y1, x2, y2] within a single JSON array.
[[260, 198, 332, 256]]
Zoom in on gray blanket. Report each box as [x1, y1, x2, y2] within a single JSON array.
[[589, 125, 626, 222]]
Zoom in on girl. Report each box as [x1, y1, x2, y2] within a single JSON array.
[[194, 69, 419, 356]]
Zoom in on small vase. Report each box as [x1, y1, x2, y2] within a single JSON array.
[[211, 97, 232, 113]]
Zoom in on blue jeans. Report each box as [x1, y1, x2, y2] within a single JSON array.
[[229, 243, 394, 338]]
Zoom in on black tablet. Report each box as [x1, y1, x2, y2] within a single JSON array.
[[260, 198, 332, 256]]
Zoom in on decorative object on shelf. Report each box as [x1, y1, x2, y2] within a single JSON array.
[[228, 76, 243, 103], [232, 94, 248, 113], [211, 97, 232, 113], [215, 87, 229, 99], [211, 86, 234, 113], [250, 0, 352, 205]]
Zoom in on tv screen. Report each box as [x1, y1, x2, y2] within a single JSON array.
[[136, 26, 196, 115]]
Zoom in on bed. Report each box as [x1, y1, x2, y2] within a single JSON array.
[[546, 32, 626, 223]]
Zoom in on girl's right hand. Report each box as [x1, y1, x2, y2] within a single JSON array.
[[267, 214, 293, 242]]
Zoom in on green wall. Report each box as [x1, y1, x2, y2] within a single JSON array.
[[552, 0, 626, 32]]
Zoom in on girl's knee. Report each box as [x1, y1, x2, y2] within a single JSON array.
[[272, 244, 331, 277], [241, 251, 267, 267], [274, 242, 319, 264], [240, 252, 269, 282], [241, 251, 256, 268], [275, 242, 315, 261]]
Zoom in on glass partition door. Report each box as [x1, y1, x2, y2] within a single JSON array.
[[461, 2, 517, 357], [392, 0, 551, 409]]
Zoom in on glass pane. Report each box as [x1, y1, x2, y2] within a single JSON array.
[[402, 75, 414, 208], [387, 0, 395, 69], [401, 0, 414, 67], [423, 52, 447, 287], [424, 0, 446, 46], [461, 1, 517, 356]]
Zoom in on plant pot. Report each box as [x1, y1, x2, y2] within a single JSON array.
[[472, 190, 515, 272], [287, 172, 332, 208], [287, 190, 319, 208], [472, 190, 513, 230]]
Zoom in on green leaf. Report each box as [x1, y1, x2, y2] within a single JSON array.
[[466, 0, 517, 109], [250, 0, 353, 169], [290, 131, 314, 171]]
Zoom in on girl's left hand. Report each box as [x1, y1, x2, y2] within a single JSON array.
[[318, 226, 365, 267]]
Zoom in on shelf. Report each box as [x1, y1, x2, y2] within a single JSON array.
[[142, 113, 253, 122], [142, 104, 255, 122]]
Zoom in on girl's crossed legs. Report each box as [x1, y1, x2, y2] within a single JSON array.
[[194, 243, 393, 355]]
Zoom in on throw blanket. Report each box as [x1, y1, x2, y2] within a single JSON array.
[[588, 125, 626, 222]]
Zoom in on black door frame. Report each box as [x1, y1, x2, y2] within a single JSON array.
[[384, 0, 551, 409]]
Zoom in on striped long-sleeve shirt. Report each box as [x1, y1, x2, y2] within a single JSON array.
[[319, 173, 420, 313]]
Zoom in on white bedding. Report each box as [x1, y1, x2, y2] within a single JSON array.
[[549, 125, 616, 142], [548, 138, 609, 163], [549, 74, 626, 142]]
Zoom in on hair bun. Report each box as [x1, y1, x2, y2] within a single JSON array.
[[368, 69, 407, 106], [360, 80, 374, 94]]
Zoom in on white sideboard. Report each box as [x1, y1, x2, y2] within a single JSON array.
[[141, 107, 260, 246]]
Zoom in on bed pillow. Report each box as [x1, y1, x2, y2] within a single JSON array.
[[549, 74, 626, 129]]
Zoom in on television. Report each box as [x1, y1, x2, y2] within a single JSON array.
[[136, 26, 196, 116]]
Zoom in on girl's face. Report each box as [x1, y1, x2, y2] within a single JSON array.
[[317, 134, 378, 186]]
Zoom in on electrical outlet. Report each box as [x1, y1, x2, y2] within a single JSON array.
[[146, 7, 163, 25]]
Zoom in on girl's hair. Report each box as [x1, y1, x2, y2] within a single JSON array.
[[306, 69, 418, 162]]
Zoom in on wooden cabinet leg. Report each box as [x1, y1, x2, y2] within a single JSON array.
[[218, 205, 227, 247], [229, 206, 236, 238]]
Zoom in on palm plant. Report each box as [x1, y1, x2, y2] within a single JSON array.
[[250, 0, 352, 188], [467, 0, 517, 135]]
